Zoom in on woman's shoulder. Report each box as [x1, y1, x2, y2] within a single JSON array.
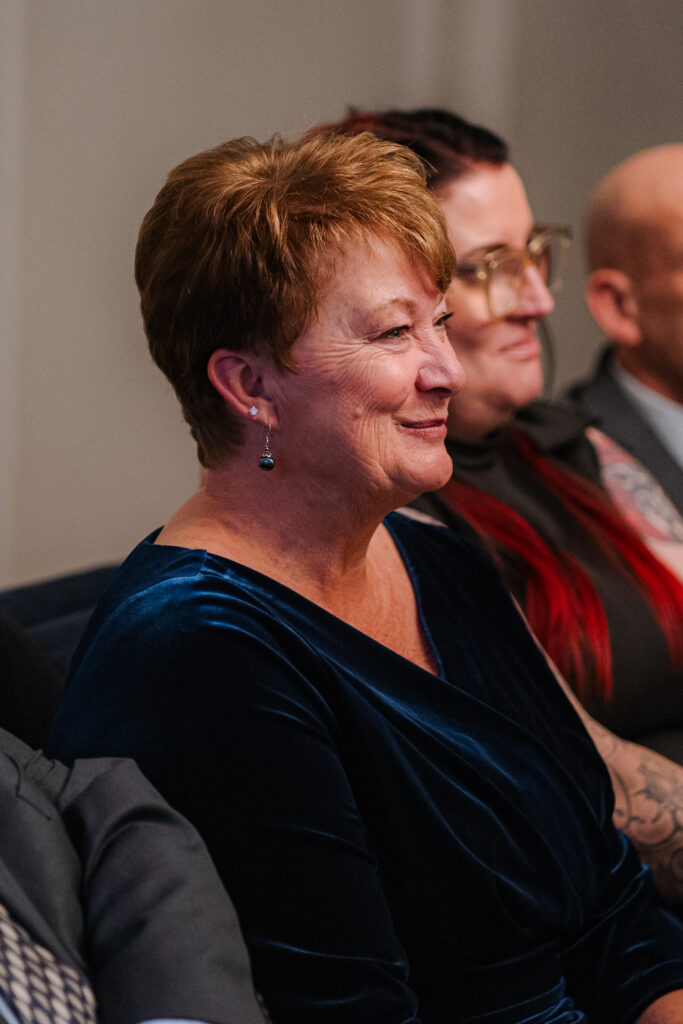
[[66, 530, 315, 695], [50, 533, 339, 766], [89, 530, 280, 622]]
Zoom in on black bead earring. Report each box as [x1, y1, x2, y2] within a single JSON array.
[[258, 426, 275, 471]]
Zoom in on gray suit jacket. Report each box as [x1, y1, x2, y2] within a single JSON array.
[[0, 728, 266, 1024], [566, 346, 683, 516]]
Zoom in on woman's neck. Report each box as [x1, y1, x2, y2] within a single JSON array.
[[157, 460, 398, 604], [447, 403, 515, 441], [157, 459, 439, 675]]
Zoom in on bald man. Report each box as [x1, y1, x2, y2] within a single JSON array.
[[567, 144, 683, 515]]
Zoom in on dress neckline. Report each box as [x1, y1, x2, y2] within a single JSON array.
[[141, 512, 446, 682]]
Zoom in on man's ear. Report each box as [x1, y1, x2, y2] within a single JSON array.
[[207, 350, 279, 428], [585, 268, 642, 347]]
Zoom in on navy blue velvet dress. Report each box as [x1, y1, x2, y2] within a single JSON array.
[[47, 513, 683, 1024]]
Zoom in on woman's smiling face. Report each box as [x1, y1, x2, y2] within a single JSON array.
[[270, 234, 466, 509], [438, 163, 555, 439]]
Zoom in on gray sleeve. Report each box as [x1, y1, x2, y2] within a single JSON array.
[[58, 756, 267, 1024]]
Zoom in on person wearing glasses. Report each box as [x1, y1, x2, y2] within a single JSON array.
[[323, 110, 683, 788]]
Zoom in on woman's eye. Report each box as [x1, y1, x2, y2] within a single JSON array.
[[379, 325, 410, 340], [435, 312, 453, 329], [455, 264, 478, 281]]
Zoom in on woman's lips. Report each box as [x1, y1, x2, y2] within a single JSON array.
[[500, 334, 542, 360], [399, 418, 448, 439]]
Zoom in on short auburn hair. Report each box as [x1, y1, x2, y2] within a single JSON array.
[[135, 131, 454, 467]]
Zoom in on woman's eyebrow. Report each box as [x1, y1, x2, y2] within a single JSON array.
[[348, 298, 419, 336], [458, 242, 507, 263], [370, 298, 418, 316]]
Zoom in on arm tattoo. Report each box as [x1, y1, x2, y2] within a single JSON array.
[[517, 595, 683, 901], [584, 713, 683, 903], [587, 426, 683, 542]]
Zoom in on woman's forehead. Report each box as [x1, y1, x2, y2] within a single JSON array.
[[438, 164, 533, 255], [316, 235, 442, 312]]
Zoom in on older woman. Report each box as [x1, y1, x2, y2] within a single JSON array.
[[48, 131, 683, 1023]]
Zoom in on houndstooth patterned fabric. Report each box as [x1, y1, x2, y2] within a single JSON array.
[[0, 903, 97, 1024]]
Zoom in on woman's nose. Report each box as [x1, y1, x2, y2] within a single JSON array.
[[515, 264, 555, 318], [416, 333, 467, 395]]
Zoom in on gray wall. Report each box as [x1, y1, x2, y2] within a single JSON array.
[[2, 0, 682, 585]]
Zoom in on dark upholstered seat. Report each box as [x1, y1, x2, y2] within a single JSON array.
[[0, 564, 117, 746], [0, 565, 117, 676]]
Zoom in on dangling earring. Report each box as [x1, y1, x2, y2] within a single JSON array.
[[258, 425, 275, 471]]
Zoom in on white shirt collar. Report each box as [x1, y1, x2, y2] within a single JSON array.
[[610, 358, 683, 471]]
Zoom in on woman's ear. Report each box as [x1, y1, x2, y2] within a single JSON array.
[[585, 268, 642, 347], [207, 350, 279, 428]]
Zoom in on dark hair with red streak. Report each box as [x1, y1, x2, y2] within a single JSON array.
[[441, 431, 683, 700]]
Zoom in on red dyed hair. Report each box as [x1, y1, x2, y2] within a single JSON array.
[[441, 430, 683, 702]]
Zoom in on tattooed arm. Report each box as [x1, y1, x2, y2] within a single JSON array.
[[515, 596, 683, 902], [580, 712, 683, 902], [547, 646, 683, 903]]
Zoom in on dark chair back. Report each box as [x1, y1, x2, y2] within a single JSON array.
[[0, 564, 117, 746]]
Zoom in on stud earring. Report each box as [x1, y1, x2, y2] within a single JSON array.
[[258, 426, 275, 471], [248, 406, 258, 417]]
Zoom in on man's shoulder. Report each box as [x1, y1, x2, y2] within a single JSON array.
[[564, 347, 683, 515], [562, 345, 640, 441]]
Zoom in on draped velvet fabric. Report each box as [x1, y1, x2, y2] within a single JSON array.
[[48, 512, 683, 1024]]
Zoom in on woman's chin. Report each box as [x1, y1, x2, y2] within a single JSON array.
[[395, 454, 453, 502], [513, 365, 545, 409], [431, 453, 455, 491], [449, 379, 545, 437]]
